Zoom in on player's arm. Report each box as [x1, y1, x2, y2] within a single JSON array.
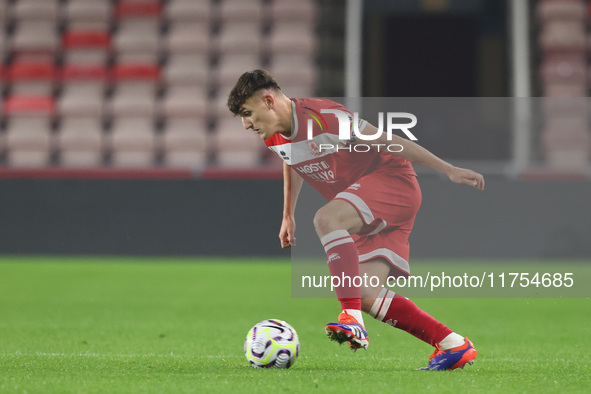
[[362, 123, 485, 190], [279, 161, 304, 248]]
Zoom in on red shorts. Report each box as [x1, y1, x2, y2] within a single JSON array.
[[333, 170, 421, 276]]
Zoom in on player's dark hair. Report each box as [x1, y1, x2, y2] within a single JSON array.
[[227, 69, 281, 115]]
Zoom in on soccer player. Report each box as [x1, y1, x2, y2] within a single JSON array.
[[227, 70, 483, 371]]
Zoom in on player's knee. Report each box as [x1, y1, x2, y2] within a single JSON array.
[[313, 207, 338, 237]]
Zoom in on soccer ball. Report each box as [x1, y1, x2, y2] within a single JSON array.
[[244, 319, 300, 369]]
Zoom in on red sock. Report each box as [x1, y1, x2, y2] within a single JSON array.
[[321, 230, 361, 311], [369, 288, 452, 347]]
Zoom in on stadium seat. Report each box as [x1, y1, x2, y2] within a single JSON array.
[[62, 30, 111, 50], [9, 21, 59, 53], [537, 0, 586, 22], [107, 64, 160, 116], [64, 0, 113, 30], [63, 47, 109, 66], [114, 19, 161, 64], [215, 53, 264, 88], [269, 53, 317, 90], [278, 83, 315, 99], [108, 83, 157, 117], [114, 0, 162, 18], [161, 85, 208, 117], [268, 22, 317, 55], [542, 124, 590, 168], [59, 64, 107, 116], [212, 115, 262, 167], [110, 116, 157, 166], [162, 117, 209, 167], [540, 55, 586, 84], [9, 0, 60, 22], [165, 21, 210, 53], [109, 63, 160, 81], [165, 0, 211, 22], [4, 113, 53, 167], [7, 61, 56, 95], [59, 84, 105, 117], [5, 150, 52, 167], [163, 53, 209, 85], [60, 63, 109, 81], [3, 95, 55, 114], [0, 0, 7, 21], [271, 0, 318, 23], [215, 22, 262, 54], [62, 30, 111, 66], [216, 0, 264, 23], [215, 149, 262, 168], [539, 20, 586, 51], [543, 82, 587, 97], [58, 116, 104, 166], [210, 93, 233, 119]]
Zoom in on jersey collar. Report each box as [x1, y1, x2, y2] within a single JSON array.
[[283, 99, 298, 141]]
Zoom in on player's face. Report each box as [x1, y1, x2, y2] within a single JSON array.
[[239, 93, 280, 140]]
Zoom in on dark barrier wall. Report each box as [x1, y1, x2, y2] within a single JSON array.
[[0, 178, 590, 258], [0, 179, 288, 257]]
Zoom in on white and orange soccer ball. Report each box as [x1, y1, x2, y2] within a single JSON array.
[[244, 319, 300, 369]]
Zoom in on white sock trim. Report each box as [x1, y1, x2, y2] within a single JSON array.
[[438, 332, 465, 350], [344, 309, 364, 326], [368, 288, 395, 321], [368, 288, 388, 318], [320, 230, 353, 253]]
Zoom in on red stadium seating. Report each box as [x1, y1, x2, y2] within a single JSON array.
[[58, 116, 104, 167], [0, 0, 320, 173], [115, 1, 162, 19], [162, 117, 209, 168], [60, 64, 108, 81], [62, 31, 111, 49], [3, 95, 55, 114], [109, 63, 160, 81]]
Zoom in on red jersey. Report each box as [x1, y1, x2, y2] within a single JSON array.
[[265, 98, 416, 200]]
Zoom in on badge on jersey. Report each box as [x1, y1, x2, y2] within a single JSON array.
[[307, 140, 322, 156]]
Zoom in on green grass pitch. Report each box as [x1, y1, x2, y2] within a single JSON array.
[[0, 257, 589, 393]]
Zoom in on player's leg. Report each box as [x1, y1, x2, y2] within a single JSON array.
[[314, 199, 369, 349], [359, 257, 455, 345], [359, 258, 477, 370]]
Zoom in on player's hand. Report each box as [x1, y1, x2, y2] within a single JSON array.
[[447, 167, 485, 190], [279, 216, 296, 248]]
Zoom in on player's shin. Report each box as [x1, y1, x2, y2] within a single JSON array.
[[320, 230, 363, 324], [368, 288, 455, 347]]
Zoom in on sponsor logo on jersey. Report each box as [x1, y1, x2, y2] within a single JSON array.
[[348, 183, 361, 191], [295, 161, 336, 182]]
